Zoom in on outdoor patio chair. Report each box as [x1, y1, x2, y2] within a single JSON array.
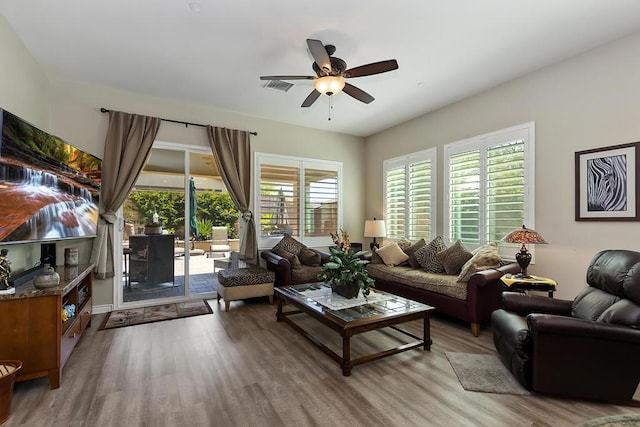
[[210, 226, 231, 258]]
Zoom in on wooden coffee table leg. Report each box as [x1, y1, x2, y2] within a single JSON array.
[[276, 295, 284, 321], [342, 333, 352, 376], [424, 314, 432, 351]]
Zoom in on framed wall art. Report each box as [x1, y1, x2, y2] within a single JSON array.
[[575, 142, 640, 221]]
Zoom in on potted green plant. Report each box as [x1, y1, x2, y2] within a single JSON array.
[[317, 230, 374, 299]]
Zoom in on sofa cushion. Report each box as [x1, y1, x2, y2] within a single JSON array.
[[273, 248, 302, 269], [414, 236, 446, 273], [272, 234, 306, 256], [597, 299, 640, 328], [436, 240, 473, 275], [376, 242, 410, 266], [366, 263, 467, 300], [571, 286, 621, 321], [298, 247, 321, 266], [291, 265, 324, 283], [457, 242, 502, 283], [404, 238, 426, 269]]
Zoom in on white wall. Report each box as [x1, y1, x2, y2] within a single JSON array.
[[0, 15, 62, 277], [0, 15, 49, 126], [365, 31, 640, 300], [49, 79, 367, 306]]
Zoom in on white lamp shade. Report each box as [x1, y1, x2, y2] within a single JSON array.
[[364, 220, 386, 238]]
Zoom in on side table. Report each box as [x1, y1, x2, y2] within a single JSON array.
[[500, 274, 557, 297]]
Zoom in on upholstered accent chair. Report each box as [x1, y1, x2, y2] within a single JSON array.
[[492, 249, 640, 401]]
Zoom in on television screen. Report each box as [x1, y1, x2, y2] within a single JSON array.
[[0, 109, 102, 244]]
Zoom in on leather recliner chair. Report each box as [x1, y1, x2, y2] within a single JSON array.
[[491, 249, 640, 401]]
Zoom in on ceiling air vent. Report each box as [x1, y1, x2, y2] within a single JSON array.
[[263, 80, 294, 92]]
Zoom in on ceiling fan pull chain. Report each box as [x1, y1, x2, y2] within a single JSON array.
[[328, 96, 332, 121]]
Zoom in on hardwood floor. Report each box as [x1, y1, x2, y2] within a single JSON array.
[[5, 297, 639, 426]]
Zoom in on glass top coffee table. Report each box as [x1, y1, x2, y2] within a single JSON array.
[[275, 282, 435, 376]]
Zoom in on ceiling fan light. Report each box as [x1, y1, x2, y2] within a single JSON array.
[[314, 76, 345, 96]]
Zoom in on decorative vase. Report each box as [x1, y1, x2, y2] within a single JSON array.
[[331, 282, 360, 299], [33, 264, 60, 289]]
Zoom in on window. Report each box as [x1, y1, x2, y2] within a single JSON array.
[[444, 122, 535, 253], [255, 153, 342, 248], [384, 148, 436, 240]]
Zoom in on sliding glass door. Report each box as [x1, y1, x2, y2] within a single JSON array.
[[117, 143, 228, 307]]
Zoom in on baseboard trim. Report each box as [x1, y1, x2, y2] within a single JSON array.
[[92, 304, 113, 314]]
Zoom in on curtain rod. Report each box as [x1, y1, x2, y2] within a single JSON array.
[[99, 108, 257, 136]]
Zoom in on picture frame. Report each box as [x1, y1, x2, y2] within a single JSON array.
[[575, 142, 640, 221]]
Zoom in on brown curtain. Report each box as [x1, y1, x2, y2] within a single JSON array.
[[205, 126, 258, 265], [90, 111, 161, 278]]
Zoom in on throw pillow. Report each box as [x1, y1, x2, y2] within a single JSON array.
[[436, 240, 473, 275], [414, 236, 446, 273], [376, 242, 410, 266], [370, 247, 384, 264], [404, 238, 426, 268], [272, 234, 306, 256], [457, 242, 502, 283], [273, 248, 302, 269], [395, 237, 412, 251], [298, 247, 321, 266]]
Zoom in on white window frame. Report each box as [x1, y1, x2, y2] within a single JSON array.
[[255, 152, 343, 249], [443, 122, 535, 260], [383, 147, 437, 241]]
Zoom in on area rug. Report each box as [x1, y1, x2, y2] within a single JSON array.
[[99, 300, 213, 330], [578, 414, 640, 427], [445, 352, 531, 396]]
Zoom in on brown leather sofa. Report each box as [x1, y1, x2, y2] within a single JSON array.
[[261, 248, 330, 287], [492, 249, 640, 401]]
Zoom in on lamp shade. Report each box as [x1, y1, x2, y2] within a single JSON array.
[[502, 225, 547, 245], [364, 220, 386, 238], [502, 225, 547, 278], [314, 76, 345, 96]]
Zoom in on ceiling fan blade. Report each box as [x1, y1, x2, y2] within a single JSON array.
[[301, 90, 321, 107], [344, 59, 399, 78], [260, 75, 314, 81], [307, 39, 332, 74], [342, 83, 375, 104]]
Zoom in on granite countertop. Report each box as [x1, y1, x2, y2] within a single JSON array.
[[0, 264, 94, 300]]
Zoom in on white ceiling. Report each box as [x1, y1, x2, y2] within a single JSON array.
[[3, 1, 640, 137]]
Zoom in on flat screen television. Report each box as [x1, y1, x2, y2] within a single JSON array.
[[0, 109, 102, 244]]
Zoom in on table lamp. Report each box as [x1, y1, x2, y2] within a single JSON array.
[[364, 218, 386, 250], [502, 225, 547, 278]]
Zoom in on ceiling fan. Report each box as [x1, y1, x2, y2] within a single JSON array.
[[260, 39, 398, 108]]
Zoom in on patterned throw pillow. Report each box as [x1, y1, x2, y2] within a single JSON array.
[[272, 234, 306, 256], [404, 238, 426, 268], [436, 240, 473, 275], [414, 236, 446, 273], [376, 242, 410, 266], [395, 237, 412, 251], [457, 242, 502, 283]]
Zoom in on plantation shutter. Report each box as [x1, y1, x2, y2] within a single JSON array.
[[408, 160, 432, 240], [384, 148, 436, 241], [449, 150, 481, 244], [486, 140, 525, 242], [304, 168, 338, 237], [385, 166, 406, 239], [259, 164, 300, 237]]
